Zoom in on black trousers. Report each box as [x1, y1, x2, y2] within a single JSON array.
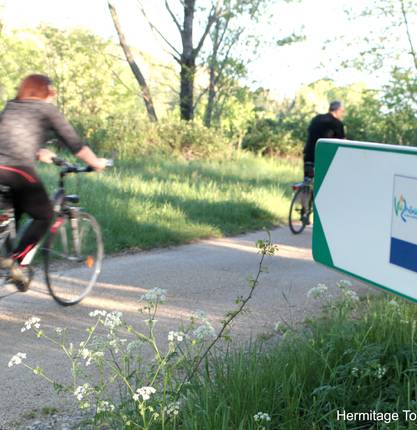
[[0, 165, 53, 262]]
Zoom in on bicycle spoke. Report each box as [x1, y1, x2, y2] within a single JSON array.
[[44, 213, 103, 306]]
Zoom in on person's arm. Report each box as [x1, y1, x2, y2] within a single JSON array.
[[44, 103, 106, 171], [75, 146, 107, 171]]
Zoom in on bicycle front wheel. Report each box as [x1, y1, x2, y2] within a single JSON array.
[[43, 212, 103, 306], [289, 188, 310, 235]]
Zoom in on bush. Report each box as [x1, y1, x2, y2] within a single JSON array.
[[242, 118, 302, 156], [74, 115, 232, 160]]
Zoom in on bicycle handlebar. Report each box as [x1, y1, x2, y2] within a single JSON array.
[[52, 157, 113, 173]]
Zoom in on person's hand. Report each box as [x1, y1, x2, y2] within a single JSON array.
[[37, 148, 56, 164], [92, 158, 108, 172]]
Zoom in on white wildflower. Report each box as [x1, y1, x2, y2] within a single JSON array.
[[375, 365, 387, 379], [74, 383, 91, 401], [109, 338, 127, 354], [97, 400, 115, 413], [132, 386, 156, 402], [89, 310, 107, 318], [351, 367, 360, 377], [342, 289, 359, 302], [8, 352, 27, 368], [103, 311, 123, 330], [307, 284, 329, 300], [55, 327, 63, 334], [142, 288, 167, 304], [21, 317, 40, 333], [254, 412, 271, 422], [168, 331, 184, 343], [81, 348, 91, 360], [80, 348, 104, 366], [193, 322, 216, 340], [337, 280, 352, 289], [165, 401, 181, 417]]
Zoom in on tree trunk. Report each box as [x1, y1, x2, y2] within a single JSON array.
[[180, 57, 196, 121], [108, 2, 158, 122], [179, 0, 196, 121], [204, 19, 221, 127]]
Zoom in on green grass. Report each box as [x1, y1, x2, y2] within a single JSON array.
[[39, 154, 301, 253], [175, 294, 417, 430]]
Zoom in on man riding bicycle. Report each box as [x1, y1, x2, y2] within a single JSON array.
[[0, 74, 107, 291], [303, 101, 346, 179]]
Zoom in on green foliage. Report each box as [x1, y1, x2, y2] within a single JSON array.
[[176, 290, 417, 429], [242, 118, 298, 156], [39, 155, 300, 253], [3, 22, 417, 160]]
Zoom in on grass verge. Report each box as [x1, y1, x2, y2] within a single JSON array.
[[176, 292, 417, 430], [39, 154, 300, 253]]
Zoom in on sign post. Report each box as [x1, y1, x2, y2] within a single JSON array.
[[313, 139, 417, 302]]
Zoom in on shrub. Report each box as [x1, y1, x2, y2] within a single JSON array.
[[242, 118, 302, 156], [73, 115, 232, 160]]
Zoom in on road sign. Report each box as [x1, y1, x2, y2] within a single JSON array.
[[313, 139, 417, 302]]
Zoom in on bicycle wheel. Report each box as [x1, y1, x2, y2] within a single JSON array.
[[289, 187, 309, 235], [43, 211, 103, 306]]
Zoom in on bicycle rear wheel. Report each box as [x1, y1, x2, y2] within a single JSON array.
[[289, 187, 310, 235], [43, 211, 103, 306]]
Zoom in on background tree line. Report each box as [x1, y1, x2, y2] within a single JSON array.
[[0, 0, 417, 159]]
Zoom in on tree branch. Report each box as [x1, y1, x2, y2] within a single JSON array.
[[137, 0, 182, 61], [193, 5, 219, 56], [399, 0, 417, 71], [165, 0, 183, 34]]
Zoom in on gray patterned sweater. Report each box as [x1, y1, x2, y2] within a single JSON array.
[[0, 99, 84, 166]]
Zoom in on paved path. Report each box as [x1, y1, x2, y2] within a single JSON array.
[[0, 227, 368, 428]]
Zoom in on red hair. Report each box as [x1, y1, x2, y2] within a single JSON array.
[[16, 74, 54, 100]]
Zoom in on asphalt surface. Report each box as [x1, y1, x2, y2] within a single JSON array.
[[0, 227, 369, 428]]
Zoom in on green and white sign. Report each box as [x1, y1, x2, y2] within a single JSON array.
[[313, 139, 417, 302]]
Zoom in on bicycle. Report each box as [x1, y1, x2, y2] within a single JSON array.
[[0, 157, 112, 306], [288, 177, 313, 235]]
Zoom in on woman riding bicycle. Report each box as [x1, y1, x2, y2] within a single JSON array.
[[0, 74, 107, 290]]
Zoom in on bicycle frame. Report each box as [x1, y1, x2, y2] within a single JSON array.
[[0, 166, 83, 267]]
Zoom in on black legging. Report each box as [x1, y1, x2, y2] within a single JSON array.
[[0, 165, 53, 262]]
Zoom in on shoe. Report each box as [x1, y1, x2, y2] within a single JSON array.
[[0, 257, 14, 270], [9, 264, 31, 292]]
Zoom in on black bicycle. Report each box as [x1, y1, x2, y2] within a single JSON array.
[[289, 177, 313, 235], [0, 157, 112, 305]]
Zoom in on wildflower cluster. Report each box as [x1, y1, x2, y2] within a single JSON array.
[[307, 283, 330, 300], [133, 386, 156, 402], [168, 331, 184, 343], [192, 310, 216, 340], [103, 311, 123, 330], [8, 237, 275, 430], [337, 280, 359, 303], [254, 412, 271, 422], [142, 288, 167, 304], [97, 400, 115, 413], [89, 310, 107, 318], [165, 401, 181, 417], [21, 316, 40, 332], [8, 352, 26, 368], [80, 345, 104, 366]]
